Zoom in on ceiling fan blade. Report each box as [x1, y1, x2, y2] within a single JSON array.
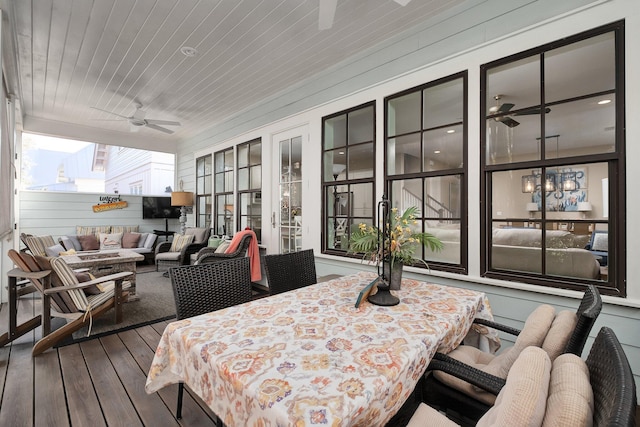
[[514, 107, 551, 115], [318, 0, 338, 30], [90, 107, 128, 120], [393, 0, 412, 5], [146, 123, 175, 134], [145, 119, 181, 126], [500, 117, 520, 127], [496, 103, 515, 113]]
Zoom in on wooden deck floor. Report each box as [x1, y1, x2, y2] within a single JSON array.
[[0, 296, 217, 427]]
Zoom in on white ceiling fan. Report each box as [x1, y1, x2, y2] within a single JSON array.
[[319, 0, 412, 30], [91, 102, 181, 134]]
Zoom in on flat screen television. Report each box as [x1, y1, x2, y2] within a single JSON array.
[[142, 196, 181, 219]]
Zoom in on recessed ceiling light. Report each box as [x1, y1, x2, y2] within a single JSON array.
[[338, 151, 345, 155], [597, 99, 611, 105], [434, 150, 441, 154], [446, 129, 455, 134], [180, 46, 198, 57]]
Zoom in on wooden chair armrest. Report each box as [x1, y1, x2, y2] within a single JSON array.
[[429, 352, 506, 395], [473, 318, 521, 336], [43, 272, 132, 294], [7, 268, 51, 279]]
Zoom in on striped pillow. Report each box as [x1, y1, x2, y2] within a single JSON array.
[[111, 225, 139, 234], [169, 234, 194, 252], [50, 257, 90, 311], [76, 226, 111, 239], [24, 235, 57, 256]]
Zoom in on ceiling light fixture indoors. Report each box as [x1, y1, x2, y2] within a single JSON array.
[[597, 99, 612, 105]]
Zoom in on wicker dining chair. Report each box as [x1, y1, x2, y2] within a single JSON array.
[[409, 327, 636, 427], [264, 249, 317, 295], [422, 284, 603, 424], [168, 257, 252, 421]]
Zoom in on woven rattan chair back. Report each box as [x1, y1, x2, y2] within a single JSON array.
[[169, 257, 252, 320], [565, 284, 602, 356], [195, 233, 253, 264], [264, 249, 317, 295], [587, 327, 637, 427]]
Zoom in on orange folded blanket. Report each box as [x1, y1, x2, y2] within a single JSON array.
[[225, 229, 261, 281]]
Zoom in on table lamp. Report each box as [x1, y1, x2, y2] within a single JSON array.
[[578, 202, 592, 219], [171, 191, 194, 235]]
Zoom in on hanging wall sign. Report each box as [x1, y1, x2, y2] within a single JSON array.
[[92, 195, 128, 213]]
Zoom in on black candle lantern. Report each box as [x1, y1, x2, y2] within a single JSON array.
[[367, 195, 400, 306]]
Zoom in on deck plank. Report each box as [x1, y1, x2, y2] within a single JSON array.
[[122, 327, 218, 425], [58, 344, 107, 427], [100, 333, 179, 426], [34, 349, 70, 426], [79, 338, 143, 426], [0, 343, 34, 426]]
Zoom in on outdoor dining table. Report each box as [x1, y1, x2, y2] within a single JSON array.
[[145, 271, 499, 426]]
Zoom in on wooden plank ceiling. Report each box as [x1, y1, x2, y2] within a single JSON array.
[[2, 0, 466, 148]]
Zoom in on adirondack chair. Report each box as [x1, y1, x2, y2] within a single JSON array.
[[2, 249, 132, 356]]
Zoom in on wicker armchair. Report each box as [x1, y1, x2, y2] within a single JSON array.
[[155, 227, 211, 273], [264, 249, 317, 295], [423, 285, 603, 423], [168, 257, 252, 420], [194, 233, 253, 264]]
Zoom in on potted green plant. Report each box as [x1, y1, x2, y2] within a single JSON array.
[[349, 206, 443, 290]]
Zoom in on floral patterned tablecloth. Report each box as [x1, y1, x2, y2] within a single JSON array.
[[145, 271, 498, 426]]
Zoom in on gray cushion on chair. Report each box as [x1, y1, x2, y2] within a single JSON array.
[[155, 252, 182, 261], [185, 227, 208, 244]]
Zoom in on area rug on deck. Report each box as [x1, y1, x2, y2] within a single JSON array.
[[55, 271, 176, 346]]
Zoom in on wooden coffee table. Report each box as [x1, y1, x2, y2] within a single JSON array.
[[61, 249, 144, 298]]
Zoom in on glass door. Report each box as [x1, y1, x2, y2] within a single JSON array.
[[273, 127, 306, 253]]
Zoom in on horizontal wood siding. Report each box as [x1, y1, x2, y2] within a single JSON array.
[[18, 191, 181, 239]]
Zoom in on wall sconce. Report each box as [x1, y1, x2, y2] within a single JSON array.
[[578, 202, 592, 219], [171, 191, 194, 235], [521, 175, 536, 193], [561, 171, 577, 191], [544, 173, 556, 192]]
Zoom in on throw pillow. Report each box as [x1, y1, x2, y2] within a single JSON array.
[[122, 232, 141, 249], [170, 234, 194, 252], [45, 244, 67, 257], [77, 234, 99, 251], [137, 232, 149, 248], [215, 240, 230, 253], [99, 232, 123, 250], [143, 233, 157, 249], [74, 271, 102, 295]]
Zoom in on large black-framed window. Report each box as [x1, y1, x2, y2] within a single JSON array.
[[213, 147, 234, 236], [385, 72, 468, 274], [237, 138, 262, 242], [321, 101, 375, 254], [481, 21, 625, 296], [195, 154, 212, 228]]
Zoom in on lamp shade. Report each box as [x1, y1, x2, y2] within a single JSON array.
[[171, 191, 194, 206], [577, 202, 592, 212], [526, 202, 539, 212]]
